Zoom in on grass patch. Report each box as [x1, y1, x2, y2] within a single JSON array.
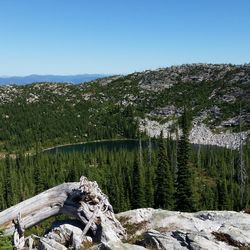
[[0, 230, 12, 249], [118, 216, 148, 244]]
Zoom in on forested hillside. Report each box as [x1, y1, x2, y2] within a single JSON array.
[[0, 63, 249, 152]]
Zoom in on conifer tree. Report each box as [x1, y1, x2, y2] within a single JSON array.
[[155, 131, 174, 209], [218, 179, 231, 210], [33, 155, 45, 194], [0, 172, 6, 210], [132, 157, 146, 209], [175, 108, 196, 211], [4, 154, 15, 207], [66, 165, 78, 182], [145, 161, 154, 207]]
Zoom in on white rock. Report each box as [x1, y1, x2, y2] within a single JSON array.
[[44, 222, 84, 250], [103, 241, 146, 249], [139, 118, 249, 149], [144, 230, 185, 250], [116, 209, 250, 249]]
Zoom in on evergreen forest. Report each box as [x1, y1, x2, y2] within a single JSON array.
[[0, 136, 249, 213]]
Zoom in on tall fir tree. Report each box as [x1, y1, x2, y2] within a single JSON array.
[[218, 179, 231, 210], [145, 161, 154, 207], [175, 108, 196, 211], [131, 156, 146, 209], [33, 154, 45, 194], [155, 131, 174, 209], [4, 154, 15, 207], [0, 172, 7, 210]]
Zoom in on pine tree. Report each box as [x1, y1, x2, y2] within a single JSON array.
[[145, 161, 154, 207], [175, 109, 196, 211], [131, 157, 146, 209], [218, 179, 231, 210], [33, 154, 45, 194], [155, 132, 174, 209], [4, 154, 15, 207], [66, 165, 78, 182], [0, 172, 7, 210]]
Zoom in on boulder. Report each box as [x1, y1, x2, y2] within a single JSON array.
[[42, 221, 88, 250]]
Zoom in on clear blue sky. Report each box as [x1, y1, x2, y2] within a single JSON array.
[[0, 0, 249, 75]]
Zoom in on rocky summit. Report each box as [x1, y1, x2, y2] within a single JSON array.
[[117, 208, 250, 250]]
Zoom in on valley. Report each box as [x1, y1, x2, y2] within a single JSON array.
[[0, 64, 249, 249]]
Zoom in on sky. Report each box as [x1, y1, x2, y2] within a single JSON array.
[[0, 0, 249, 76]]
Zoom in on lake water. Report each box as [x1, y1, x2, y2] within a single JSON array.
[[43, 139, 218, 155], [44, 139, 156, 154]]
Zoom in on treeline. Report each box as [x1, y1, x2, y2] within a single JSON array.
[[0, 137, 249, 213]]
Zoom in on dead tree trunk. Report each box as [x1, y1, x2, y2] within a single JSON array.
[[0, 176, 126, 244]]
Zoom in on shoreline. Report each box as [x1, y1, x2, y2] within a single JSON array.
[[0, 138, 138, 159], [42, 138, 138, 152]]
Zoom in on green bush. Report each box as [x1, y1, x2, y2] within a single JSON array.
[[0, 230, 12, 249]]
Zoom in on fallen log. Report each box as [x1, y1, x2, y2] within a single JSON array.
[[0, 176, 126, 247]]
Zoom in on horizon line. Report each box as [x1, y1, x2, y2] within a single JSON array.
[[1, 62, 250, 77]]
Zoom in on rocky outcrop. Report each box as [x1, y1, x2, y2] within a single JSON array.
[[189, 123, 249, 149], [139, 118, 179, 140], [138, 64, 250, 91], [116, 208, 250, 250], [89, 75, 122, 86], [89, 241, 146, 249], [139, 118, 249, 149], [143, 230, 236, 250]]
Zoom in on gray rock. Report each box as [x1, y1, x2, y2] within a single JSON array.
[[89, 241, 146, 250], [143, 230, 186, 250], [140, 117, 250, 149], [187, 231, 235, 250], [189, 123, 249, 149], [117, 209, 250, 249], [42, 222, 87, 250], [142, 230, 235, 250], [137, 63, 250, 91]]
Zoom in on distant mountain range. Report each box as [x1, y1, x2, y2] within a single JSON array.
[[0, 74, 107, 85]]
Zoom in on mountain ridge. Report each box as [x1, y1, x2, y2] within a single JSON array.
[[0, 73, 107, 85], [0, 63, 249, 151]]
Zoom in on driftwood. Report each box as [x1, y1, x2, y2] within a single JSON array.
[[0, 176, 126, 249]]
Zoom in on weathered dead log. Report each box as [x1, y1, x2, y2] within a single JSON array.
[[0, 176, 126, 245]]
